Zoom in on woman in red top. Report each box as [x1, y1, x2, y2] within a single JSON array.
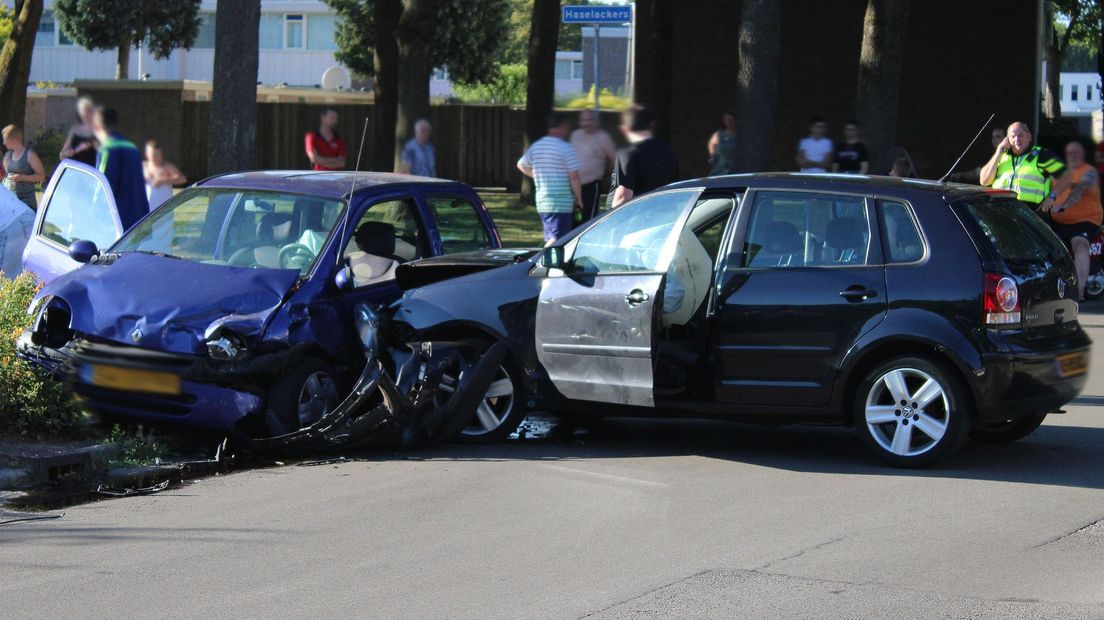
[[304, 108, 346, 171]]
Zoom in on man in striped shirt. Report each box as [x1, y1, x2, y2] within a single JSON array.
[[517, 113, 584, 242]]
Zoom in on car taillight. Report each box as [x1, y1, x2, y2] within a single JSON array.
[[983, 272, 1021, 326]]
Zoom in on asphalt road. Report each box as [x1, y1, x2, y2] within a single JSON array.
[[4, 308, 1104, 619]]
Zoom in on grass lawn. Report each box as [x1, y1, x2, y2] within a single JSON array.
[[477, 192, 546, 248]]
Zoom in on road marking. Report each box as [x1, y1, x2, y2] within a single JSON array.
[[537, 464, 668, 489]]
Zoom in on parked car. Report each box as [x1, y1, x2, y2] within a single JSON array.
[[18, 166, 506, 440], [387, 174, 1092, 466]]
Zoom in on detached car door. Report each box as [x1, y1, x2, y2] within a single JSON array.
[[536, 189, 701, 407], [713, 189, 887, 408], [22, 160, 122, 283]]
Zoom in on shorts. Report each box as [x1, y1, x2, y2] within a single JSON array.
[[1049, 220, 1100, 242], [539, 211, 573, 243]]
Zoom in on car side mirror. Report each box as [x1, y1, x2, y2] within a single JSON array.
[[334, 265, 354, 291], [68, 239, 99, 264], [541, 246, 566, 271]]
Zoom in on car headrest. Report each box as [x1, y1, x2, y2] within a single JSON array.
[[825, 218, 866, 250], [257, 212, 293, 245], [355, 221, 396, 257], [763, 221, 803, 253]]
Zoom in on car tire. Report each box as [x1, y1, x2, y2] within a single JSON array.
[[854, 356, 970, 468], [441, 342, 527, 444], [266, 358, 340, 436], [969, 413, 1047, 444], [1085, 266, 1104, 300]]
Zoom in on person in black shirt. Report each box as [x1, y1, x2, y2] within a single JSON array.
[[832, 120, 869, 175], [611, 105, 679, 208]]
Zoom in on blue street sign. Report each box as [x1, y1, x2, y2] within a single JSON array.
[[562, 5, 632, 24]]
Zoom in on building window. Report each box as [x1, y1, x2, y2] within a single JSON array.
[[195, 13, 215, 49], [306, 14, 336, 50], [555, 60, 572, 80], [431, 68, 449, 81], [285, 14, 305, 49], [1087, 85, 1094, 102], [1071, 84, 1079, 102], [572, 60, 583, 80], [36, 11, 55, 46], [259, 14, 283, 49]]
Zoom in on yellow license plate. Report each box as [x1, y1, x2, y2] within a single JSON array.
[[90, 365, 182, 396], [1056, 352, 1088, 379]]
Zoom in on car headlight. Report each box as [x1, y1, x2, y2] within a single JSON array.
[[206, 331, 246, 362], [28, 296, 74, 348], [354, 303, 379, 357]]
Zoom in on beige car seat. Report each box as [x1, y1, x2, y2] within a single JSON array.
[[347, 221, 399, 287]]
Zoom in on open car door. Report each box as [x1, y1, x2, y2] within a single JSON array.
[[535, 189, 701, 407], [23, 160, 123, 283]]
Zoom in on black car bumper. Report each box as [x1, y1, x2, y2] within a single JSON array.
[[973, 346, 1090, 421]]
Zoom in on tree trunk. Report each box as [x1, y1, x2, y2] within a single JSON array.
[[372, 0, 401, 172], [855, 0, 910, 174], [634, 0, 673, 143], [394, 0, 439, 172], [207, 0, 261, 176], [522, 0, 560, 200], [116, 34, 131, 80], [0, 0, 43, 129], [732, 0, 780, 173], [1042, 1, 1061, 120]]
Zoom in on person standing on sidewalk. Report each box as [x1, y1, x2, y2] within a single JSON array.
[[1048, 140, 1102, 302], [93, 107, 149, 229], [707, 111, 738, 176], [399, 119, 436, 177], [1, 125, 45, 212], [517, 113, 584, 242], [610, 105, 679, 208], [796, 117, 833, 173], [570, 109, 616, 224], [305, 108, 346, 171], [980, 122, 1070, 209]]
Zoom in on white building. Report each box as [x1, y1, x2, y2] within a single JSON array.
[[28, 1, 347, 87], [1053, 72, 1103, 118]]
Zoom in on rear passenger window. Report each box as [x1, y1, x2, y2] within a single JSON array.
[[878, 201, 924, 263], [741, 191, 870, 268]]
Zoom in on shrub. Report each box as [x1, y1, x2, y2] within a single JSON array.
[[0, 273, 87, 438], [103, 424, 165, 467], [452, 63, 527, 105], [561, 85, 631, 110], [31, 127, 66, 185]]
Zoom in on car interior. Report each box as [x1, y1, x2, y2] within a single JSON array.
[[342, 199, 426, 287], [222, 195, 342, 273]]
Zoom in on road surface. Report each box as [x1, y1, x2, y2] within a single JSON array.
[[3, 308, 1104, 619]]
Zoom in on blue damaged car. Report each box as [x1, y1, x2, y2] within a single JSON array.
[[17, 165, 511, 441]]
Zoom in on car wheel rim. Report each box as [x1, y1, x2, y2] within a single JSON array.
[[1086, 270, 1104, 297], [864, 367, 950, 458], [298, 371, 337, 428], [439, 365, 515, 436]]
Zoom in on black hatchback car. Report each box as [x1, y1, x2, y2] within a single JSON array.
[[388, 174, 1091, 466]]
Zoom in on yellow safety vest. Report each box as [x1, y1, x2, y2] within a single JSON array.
[[990, 146, 1063, 204]]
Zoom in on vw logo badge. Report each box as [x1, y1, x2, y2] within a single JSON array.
[[130, 326, 144, 343], [1057, 279, 1066, 299]]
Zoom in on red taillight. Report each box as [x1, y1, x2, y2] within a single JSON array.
[[983, 272, 1021, 326]]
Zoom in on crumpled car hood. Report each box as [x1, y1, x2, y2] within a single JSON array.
[[39, 253, 300, 355]]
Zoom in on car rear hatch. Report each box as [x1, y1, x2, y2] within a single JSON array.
[[953, 193, 1081, 344]]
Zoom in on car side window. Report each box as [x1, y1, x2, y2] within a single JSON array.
[[878, 200, 924, 264], [346, 198, 426, 263], [425, 195, 493, 255], [40, 167, 116, 250], [572, 190, 697, 274], [741, 191, 870, 268]]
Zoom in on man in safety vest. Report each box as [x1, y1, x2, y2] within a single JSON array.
[[980, 122, 1071, 210]]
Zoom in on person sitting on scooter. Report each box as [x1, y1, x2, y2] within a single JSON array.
[[1048, 140, 1103, 302]]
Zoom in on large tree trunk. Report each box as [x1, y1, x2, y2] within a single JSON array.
[[634, 0, 673, 143], [207, 0, 260, 176], [1042, 1, 1061, 120], [522, 0, 560, 200], [115, 34, 131, 80], [855, 0, 910, 174], [0, 0, 43, 129], [372, 0, 401, 172], [394, 0, 439, 171], [733, 0, 780, 173]]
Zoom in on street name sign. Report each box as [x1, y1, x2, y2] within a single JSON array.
[[562, 5, 632, 24]]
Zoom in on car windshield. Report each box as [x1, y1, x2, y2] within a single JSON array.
[[113, 188, 346, 276]]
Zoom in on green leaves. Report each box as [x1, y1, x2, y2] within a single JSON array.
[[53, 0, 200, 58]]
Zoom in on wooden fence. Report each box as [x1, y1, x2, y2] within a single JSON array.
[[179, 102, 623, 190]]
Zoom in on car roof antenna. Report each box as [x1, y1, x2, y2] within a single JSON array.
[[337, 115, 371, 268], [938, 113, 995, 183]]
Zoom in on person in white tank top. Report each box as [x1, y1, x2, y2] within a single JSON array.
[[143, 140, 186, 211]]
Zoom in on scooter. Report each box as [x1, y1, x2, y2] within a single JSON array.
[[1087, 225, 1104, 300]]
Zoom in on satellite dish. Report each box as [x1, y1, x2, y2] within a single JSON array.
[[321, 66, 352, 91]]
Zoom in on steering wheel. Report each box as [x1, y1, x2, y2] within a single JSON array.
[[278, 243, 315, 270]]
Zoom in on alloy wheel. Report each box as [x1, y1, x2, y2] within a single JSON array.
[[297, 371, 338, 428], [864, 367, 950, 457], [439, 366, 516, 436]]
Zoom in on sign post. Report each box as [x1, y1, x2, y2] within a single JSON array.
[[562, 5, 633, 113]]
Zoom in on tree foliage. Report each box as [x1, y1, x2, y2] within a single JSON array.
[[452, 63, 528, 104], [1044, 0, 1102, 118], [328, 0, 376, 77], [503, 0, 591, 63]]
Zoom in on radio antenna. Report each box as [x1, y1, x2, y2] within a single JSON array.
[[336, 115, 370, 268], [938, 113, 995, 183]]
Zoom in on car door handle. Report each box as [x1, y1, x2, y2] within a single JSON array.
[[625, 289, 650, 306], [839, 286, 878, 302]]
